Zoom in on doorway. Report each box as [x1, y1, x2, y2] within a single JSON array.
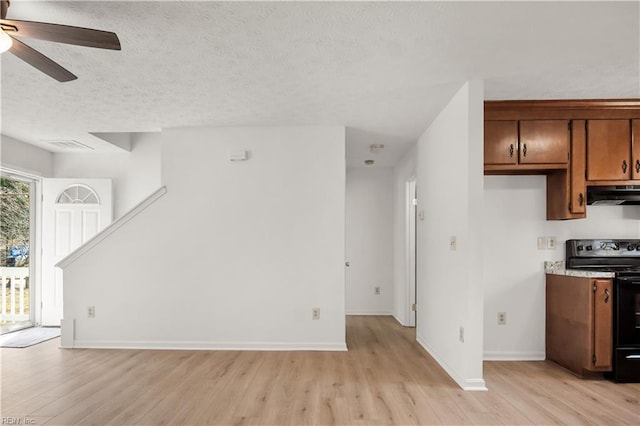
[[1, 172, 36, 334], [41, 178, 112, 326]]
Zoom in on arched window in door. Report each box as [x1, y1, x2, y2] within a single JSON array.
[[55, 184, 100, 205]]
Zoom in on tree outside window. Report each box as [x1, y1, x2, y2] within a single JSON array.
[[1, 178, 30, 267]]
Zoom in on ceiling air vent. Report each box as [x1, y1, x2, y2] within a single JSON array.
[[44, 140, 95, 151]]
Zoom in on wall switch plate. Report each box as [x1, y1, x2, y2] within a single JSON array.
[[537, 237, 546, 250], [450, 236, 457, 251], [374, 286, 381, 295], [547, 237, 557, 250], [497, 312, 506, 325], [459, 326, 464, 343], [87, 306, 95, 318], [312, 308, 320, 320]]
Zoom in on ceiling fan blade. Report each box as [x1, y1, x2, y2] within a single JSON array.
[[8, 36, 77, 82], [1, 19, 120, 50]]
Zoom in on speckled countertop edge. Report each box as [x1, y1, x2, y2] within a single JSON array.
[[544, 260, 615, 278]]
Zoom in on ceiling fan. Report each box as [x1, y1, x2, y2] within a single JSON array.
[[0, 0, 120, 82]]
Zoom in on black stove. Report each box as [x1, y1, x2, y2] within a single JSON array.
[[566, 239, 640, 271], [566, 239, 640, 383]]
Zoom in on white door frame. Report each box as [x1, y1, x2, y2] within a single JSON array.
[[0, 167, 42, 328], [406, 178, 417, 327]]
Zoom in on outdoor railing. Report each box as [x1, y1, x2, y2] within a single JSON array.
[[1, 267, 30, 322]]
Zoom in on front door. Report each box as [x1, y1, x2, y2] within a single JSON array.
[[41, 179, 112, 326]]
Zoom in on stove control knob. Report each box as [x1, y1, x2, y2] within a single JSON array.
[[586, 245, 593, 251], [628, 245, 636, 251], [577, 245, 584, 251]]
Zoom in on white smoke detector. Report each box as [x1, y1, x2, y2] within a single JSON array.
[[369, 144, 384, 154]]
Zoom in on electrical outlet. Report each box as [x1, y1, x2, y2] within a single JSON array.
[[459, 326, 464, 343], [87, 306, 95, 318], [450, 236, 457, 251], [374, 286, 381, 295], [312, 308, 320, 320], [547, 237, 557, 250], [497, 312, 506, 325]]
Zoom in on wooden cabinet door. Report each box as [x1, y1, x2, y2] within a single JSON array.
[[592, 279, 613, 369], [546, 274, 592, 375], [519, 120, 569, 165], [484, 121, 518, 165], [633, 120, 640, 180], [587, 120, 631, 181], [570, 120, 587, 214]]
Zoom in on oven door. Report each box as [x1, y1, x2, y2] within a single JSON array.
[[613, 275, 640, 382], [616, 276, 640, 346]]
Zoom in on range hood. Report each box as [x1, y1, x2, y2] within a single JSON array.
[[587, 185, 640, 205]]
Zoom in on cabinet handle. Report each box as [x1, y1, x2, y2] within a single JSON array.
[[622, 160, 628, 173], [636, 159, 640, 173], [578, 193, 584, 206], [509, 144, 514, 158], [604, 288, 610, 303], [522, 143, 527, 157]]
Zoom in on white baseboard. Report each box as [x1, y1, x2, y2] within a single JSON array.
[[416, 333, 487, 391], [71, 340, 348, 351], [483, 351, 546, 361], [391, 314, 415, 327], [346, 311, 393, 316], [392, 314, 405, 326]]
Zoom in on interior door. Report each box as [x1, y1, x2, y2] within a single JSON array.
[[41, 179, 112, 326]]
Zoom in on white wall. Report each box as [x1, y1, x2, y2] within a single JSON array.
[[392, 145, 417, 325], [62, 126, 346, 350], [483, 175, 640, 360], [415, 81, 486, 391], [1, 135, 54, 176], [346, 167, 394, 315], [53, 132, 161, 219]]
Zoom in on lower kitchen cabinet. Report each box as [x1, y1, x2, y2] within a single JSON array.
[[546, 274, 613, 376]]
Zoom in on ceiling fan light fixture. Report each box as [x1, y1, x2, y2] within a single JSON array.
[[0, 29, 12, 53]]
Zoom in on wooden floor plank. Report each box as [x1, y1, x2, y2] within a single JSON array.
[[2, 316, 638, 425]]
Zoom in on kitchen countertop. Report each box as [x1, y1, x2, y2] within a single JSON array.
[[544, 261, 615, 279]]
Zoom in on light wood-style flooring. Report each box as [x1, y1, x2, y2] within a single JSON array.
[[2, 316, 639, 425]]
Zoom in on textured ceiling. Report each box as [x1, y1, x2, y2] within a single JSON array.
[[1, 1, 639, 168]]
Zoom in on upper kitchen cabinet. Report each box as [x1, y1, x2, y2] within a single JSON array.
[[484, 120, 518, 166], [633, 120, 640, 180], [586, 120, 633, 181], [547, 120, 587, 220], [484, 120, 569, 173]]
